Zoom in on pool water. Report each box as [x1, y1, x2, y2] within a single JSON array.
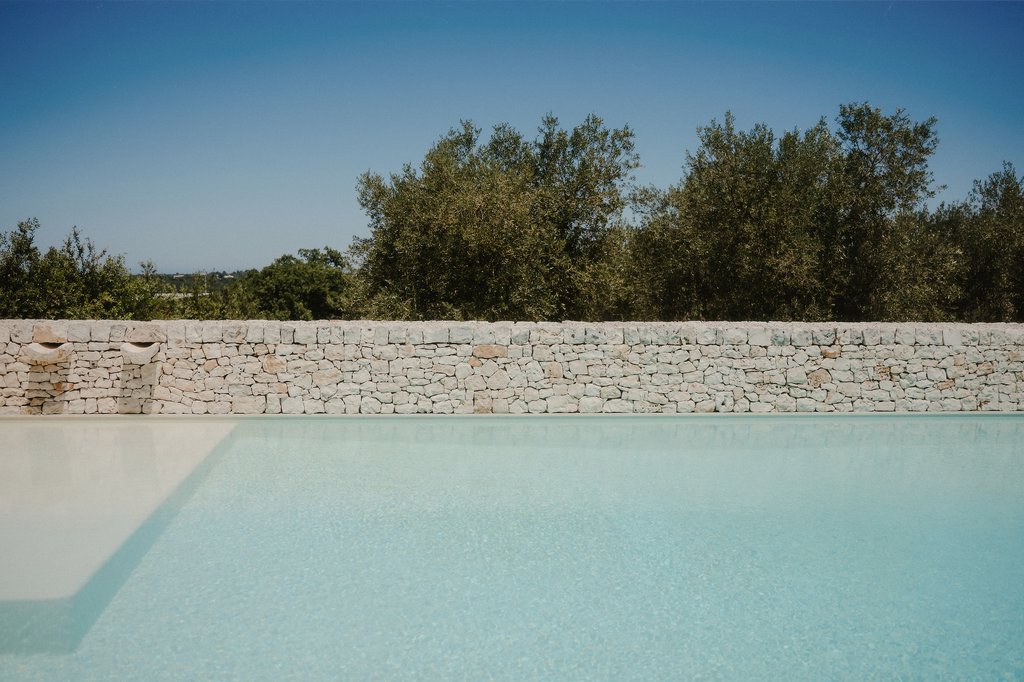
[[1, 416, 1023, 680]]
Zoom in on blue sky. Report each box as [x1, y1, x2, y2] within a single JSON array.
[[2, 2, 1022, 273]]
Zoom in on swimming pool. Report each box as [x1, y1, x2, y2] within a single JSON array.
[[1, 416, 1022, 679]]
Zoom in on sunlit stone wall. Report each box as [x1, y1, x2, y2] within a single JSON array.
[[1, 320, 1022, 415]]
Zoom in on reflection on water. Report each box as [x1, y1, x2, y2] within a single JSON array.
[[232, 415, 1024, 513]]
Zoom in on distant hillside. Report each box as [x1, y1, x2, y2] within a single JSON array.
[[151, 271, 249, 294]]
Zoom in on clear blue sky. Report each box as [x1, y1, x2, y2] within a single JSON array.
[[2, 1, 1022, 273]]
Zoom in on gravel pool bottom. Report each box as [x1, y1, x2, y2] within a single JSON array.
[[1, 416, 1023, 680]]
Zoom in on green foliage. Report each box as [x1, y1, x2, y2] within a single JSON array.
[[631, 114, 843, 320], [355, 114, 637, 320], [0, 219, 39, 317], [953, 163, 1024, 321], [3, 106, 1022, 323], [831, 103, 941, 319], [862, 211, 962, 321], [0, 219, 160, 319], [231, 247, 359, 321], [630, 104, 966, 322]]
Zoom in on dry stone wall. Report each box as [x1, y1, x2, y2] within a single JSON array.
[[1, 320, 1023, 415]]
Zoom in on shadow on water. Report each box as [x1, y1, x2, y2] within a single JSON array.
[[0, 431, 232, 654]]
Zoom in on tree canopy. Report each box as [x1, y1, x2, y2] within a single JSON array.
[[2, 105, 1022, 323], [354, 114, 638, 321], [0, 219, 158, 319]]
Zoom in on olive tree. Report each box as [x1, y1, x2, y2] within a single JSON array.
[[354, 114, 638, 321]]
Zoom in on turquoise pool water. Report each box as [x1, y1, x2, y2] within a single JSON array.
[[1, 416, 1023, 679]]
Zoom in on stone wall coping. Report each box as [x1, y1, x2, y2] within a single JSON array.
[[5, 319, 1024, 330]]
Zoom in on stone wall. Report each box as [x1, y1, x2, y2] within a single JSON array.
[[1, 320, 1022, 415]]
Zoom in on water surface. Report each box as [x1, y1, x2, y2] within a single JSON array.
[[2, 416, 1022, 679]]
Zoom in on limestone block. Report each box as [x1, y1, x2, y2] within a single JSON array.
[[486, 370, 510, 390], [836, 328, 863, 345], [776, 394, 797, 412], [10, 321, 34, 343], [602, 398, 632, 413], [891, 345, 913, 360], [598, 327, 626, 344], [218, 324, 244, 343], [256, 324, 279, 344], [119, 324, 164, 344], [490, 325, 512, 345], [468, 327, 494, 345], [806, 368, 831, 388], [510, 325, 531, 344], [790, 329, 813, 346], [276, 325, 296, 344], [651, 327, 680, 345], [796, 397, 817, 412], [857, 328, 879, 346], [121, 342, 159, 365], [697, 327, 721, 345], [568, 360, 589, 376], [423, 326, 449, 344], [563, 327, 586, 344], [201, 323, 223, 343], [289, 326, 313, 345], [311, 369, 342, 387], [748, 328, 771, 346], [22, 342, 72, 365], [713, 393, 734, 412], [540, 395, 572, 412], [811, 328, 836, 346], [322, 398, 349, 414], [32, 322, 67, 343], [533, 346, 554, 362], [692, 399, 714, 412], [154, 321, 181, 345], [332, 327, 355, 345], [472, 394, 492, 414], [231, 395, 265, 414], [472, 344, 508, 359], [786, 367, 808, 385], [67, 322, 90, 343], [892, 328, 915, 345], [940, 328, 962, 347], [450, 326, 473, 344], [717, 327, 744, 345], [938, 398, 962, 411]]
